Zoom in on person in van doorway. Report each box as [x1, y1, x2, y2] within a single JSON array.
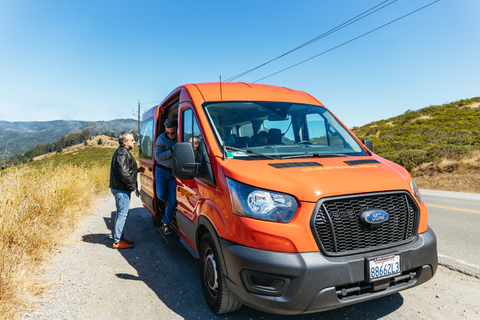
[[189, 134, 201, 163], [110, 132, 144, 249], [155, 118, 178, 235]]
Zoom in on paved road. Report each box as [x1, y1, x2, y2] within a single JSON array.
[[421, 189, 480, 277]]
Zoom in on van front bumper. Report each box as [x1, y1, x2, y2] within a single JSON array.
[[219, 227, 437, 315]]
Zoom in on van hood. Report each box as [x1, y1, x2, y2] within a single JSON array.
[[222, 157, 412, 202]]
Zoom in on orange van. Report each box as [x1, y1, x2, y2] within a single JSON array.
[[138, 82, 437, 315]]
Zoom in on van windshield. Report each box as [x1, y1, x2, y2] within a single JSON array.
[[203, 101, 366, 160]]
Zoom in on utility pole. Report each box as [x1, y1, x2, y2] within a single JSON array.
[[137, 100, 141, 137]]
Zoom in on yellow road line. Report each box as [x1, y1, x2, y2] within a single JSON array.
[[425, 203, 480, 214]]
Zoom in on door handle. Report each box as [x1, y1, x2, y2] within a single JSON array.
[[148, 167, 153, 172]]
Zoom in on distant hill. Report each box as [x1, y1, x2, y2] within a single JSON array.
[[0, 119, 137, 158], [351, 97, 480, 171]]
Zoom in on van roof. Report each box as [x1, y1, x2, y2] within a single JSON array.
[[142, 82, 325, 122], [185, 82, 324, 105]]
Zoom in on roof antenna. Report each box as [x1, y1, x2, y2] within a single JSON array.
[[220, 76, 227, 161]]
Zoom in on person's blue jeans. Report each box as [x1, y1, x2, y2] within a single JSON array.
[[155, 167, 177, 225], [111, 189, 131, 243]]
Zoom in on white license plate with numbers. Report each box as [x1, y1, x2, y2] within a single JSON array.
[[368, 255, 401, 282]]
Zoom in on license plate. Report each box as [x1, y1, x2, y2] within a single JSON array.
[[367, 255, 401, 282]]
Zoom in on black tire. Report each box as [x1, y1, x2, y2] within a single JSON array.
[[199, 233, 242, 314]]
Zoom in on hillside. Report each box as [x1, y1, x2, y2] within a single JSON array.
[[0, 119, 137, 158], [26, 135, 140, 170], [351, 97, 480, 192], [30, 135, 119, 166]]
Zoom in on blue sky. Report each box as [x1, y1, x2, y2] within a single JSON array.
[[0, 0, 479, 128]]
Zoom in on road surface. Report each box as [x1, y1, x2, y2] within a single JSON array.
[[422, 189, 480, 277], [22, 191, 480, 319]]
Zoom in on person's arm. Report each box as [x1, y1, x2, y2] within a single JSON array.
[[154, 135, 173, 162], [155, 146, 172, 161], [115, 152, 136, 192]]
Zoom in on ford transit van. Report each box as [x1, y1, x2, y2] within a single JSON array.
[[138, 82, 437, 315]]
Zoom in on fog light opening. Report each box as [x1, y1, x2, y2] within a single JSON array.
[[242, 270, 291, 296]]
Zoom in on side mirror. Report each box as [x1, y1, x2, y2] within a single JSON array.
[[362, 139, 373, 152], [172, 142, 198, 180]]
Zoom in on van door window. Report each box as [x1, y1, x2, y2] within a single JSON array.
[[139, 117, 154, 159], [182, 109, 216, 185]]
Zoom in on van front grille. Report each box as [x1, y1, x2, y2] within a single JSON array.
[[312, 192, 418, 256]]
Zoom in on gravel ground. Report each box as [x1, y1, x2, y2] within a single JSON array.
[[21, 194, 480, 320]]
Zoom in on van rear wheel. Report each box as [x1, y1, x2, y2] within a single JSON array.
[[199, 233, 242, 314]]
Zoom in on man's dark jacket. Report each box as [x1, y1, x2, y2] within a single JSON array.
[[109, 146, 138, 192]]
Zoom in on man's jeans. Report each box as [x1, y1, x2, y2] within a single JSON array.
[[155, 167, 177, 225], [111, 189, 131, 243]]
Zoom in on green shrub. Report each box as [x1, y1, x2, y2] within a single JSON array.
[[351, 97, 480, 171]]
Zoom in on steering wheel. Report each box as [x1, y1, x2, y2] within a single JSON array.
[[298, 140, 312, 145]]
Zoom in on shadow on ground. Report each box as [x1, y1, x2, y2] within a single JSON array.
[[82, 205, 404, 320]]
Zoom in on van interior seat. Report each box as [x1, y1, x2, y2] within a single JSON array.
[[268, 128, 283, 144]]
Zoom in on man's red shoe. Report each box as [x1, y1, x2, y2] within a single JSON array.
[[113, 240, 133, 249]]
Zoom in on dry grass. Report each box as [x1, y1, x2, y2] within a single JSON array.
[[467, 102, 479, 108], [0, 163, 108, 319], [413, 150, 480, 193]]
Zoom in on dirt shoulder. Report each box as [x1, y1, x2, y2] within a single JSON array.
[[22, 195, 480, 320]]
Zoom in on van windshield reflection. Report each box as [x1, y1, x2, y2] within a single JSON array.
[[203, 101, 366, 160]]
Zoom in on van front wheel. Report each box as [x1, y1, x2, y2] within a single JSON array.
[[199, 233, 242, 314]]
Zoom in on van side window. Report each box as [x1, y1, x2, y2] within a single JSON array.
[[182, 109, 216, 185], [139, 117, 154, 159]]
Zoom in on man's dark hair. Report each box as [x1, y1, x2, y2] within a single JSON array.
[[164, 118, 177, 128]]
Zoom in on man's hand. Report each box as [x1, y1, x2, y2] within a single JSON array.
[[135, 189, 140, 197], [138, 167, 145, 173]]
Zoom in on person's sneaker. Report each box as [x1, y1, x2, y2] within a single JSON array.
[[113, 240, 133, 249], [162, 224, 172, 236], [123, 238, 134, 244]]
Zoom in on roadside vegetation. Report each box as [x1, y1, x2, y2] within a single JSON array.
[[351, 97, 480, 193], [0, 139, 139, 319]]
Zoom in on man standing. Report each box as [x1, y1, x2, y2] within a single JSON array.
[[109, 132, 143, 249], [154, 118, 177, 235]]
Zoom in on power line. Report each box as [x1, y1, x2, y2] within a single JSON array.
[[252, 0, 440, 83], [140, 100, 162, 105], [225, 0, 397, 82]]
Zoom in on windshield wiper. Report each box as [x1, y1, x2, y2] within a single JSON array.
[[280, 153, 347, 159], [224, 146, 275, 159]]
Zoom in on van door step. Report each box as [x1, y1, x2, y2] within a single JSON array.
[[157, 227, 183, 248]]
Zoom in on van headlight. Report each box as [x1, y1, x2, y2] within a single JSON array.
[[410, 178, 422, 204], [226, 177, 298, 222]]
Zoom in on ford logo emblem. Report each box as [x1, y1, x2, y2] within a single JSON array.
[[360, 209, 389, 225]]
